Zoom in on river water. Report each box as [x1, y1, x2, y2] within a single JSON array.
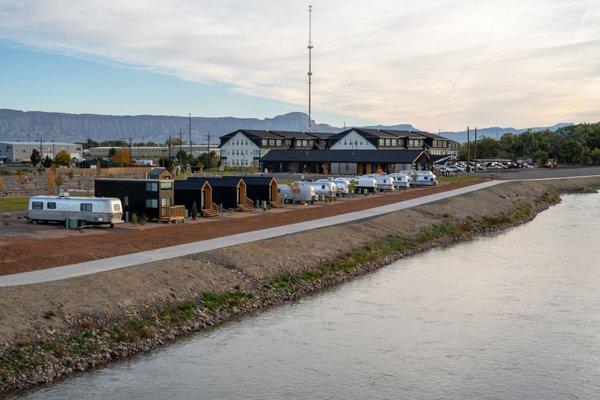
[[17, 193, 600, 399]]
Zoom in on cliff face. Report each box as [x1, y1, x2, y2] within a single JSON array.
[[0, 109, 340, 142]]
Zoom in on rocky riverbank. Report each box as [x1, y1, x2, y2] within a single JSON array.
[[1, 177, 600, 397]]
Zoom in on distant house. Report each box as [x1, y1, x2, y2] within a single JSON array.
[[0, 141, 82, 163], [146, 167, 173, 180], [218, 129, 333, 168]]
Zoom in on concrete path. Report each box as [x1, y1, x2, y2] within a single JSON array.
[[0, 179, 546, 287]]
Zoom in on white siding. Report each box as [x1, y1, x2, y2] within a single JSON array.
[[220, 132, 260, 167], [330, 130, 376, 150]]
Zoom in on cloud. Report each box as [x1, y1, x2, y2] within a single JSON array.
[[0, 0, 599, 130]]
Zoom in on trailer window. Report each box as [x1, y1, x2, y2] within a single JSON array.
[[32, 201, 43, 210], [113, 203, 121, 212], [47, 202, 56, 209], [80, 203, 92, 212]]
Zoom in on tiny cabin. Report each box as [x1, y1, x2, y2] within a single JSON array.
[[27, 193, 122, 228], [146, 167, 173, 180], [95, 178, 184, 222], [230, 176, 283, 207], [174, 179, 220, 217], [187, 177, 253, 211]]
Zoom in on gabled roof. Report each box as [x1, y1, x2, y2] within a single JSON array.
[[220, 129, 333, 146], [260, 149, 427, 163], [174, 179, 210, 191], [229, 176, 275, 185], [188, 176, 243, 188], [305, 132, 333, 140], [147, 167, 171, 179]]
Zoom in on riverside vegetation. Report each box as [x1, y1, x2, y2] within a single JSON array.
[[0, 178, 599, 397]]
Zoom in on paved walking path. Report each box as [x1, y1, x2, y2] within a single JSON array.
[[0, 181, 503, 287]]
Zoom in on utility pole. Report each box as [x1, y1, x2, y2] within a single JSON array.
[[188, 113, 193, 155], [129, 137, 133, 166], [168, 134, 172, 162], [467, 126, 471, 164], [178, 128, 183, 165], [206, 130, 211, 169], [474, 127, 478, 167], [307, 4, 314, 132]]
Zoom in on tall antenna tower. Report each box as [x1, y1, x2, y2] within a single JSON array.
[[307, 4, 314, 132]]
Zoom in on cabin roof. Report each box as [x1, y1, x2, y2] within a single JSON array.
[[229, 176, 275, 185], [187, 176, 243, 188], [174, 179, 210, 191]]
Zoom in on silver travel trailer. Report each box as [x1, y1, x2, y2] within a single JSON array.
[[412, 172, 438, 187], [278, 183, 318, 204], [368, 175, 396, 191], [312, 180, 338, 198], [390, 173, 411, 189], [322, 178, 350, 196], [353, 177, 378, 193], [27, 193, 123, 228]]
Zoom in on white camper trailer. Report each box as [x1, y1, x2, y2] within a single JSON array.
[[353, 177, 378, 193], [369, 175, 395, 191], [391, 173, 411, 189], [412, 172, 438, 187], [278, 182, 319, 204], [27, 193, 123, 228], [313, 180, 338, 198]]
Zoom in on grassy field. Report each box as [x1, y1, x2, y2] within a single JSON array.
[[0, 197, 28, 213]]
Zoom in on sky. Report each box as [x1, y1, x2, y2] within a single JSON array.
[[0, 0, 599, 131]]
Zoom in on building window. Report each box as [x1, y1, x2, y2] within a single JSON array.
[[32, 201, 43, 210], [160, 182, 173, 190], [47, 202, 56, 209], [262, 139, 268, 146], [146, 182, 158, 192], [146, 199, 158, 208], [124, 196, 129, 206], [161, 198, 172, 207], [80, 203, 92, 212]]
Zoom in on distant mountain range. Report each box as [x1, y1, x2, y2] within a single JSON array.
[[0, 108, 572, 144], [0, 109, 339, 143], [440, 124, 572, 143]]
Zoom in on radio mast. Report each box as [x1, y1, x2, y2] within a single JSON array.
[[307, 5, 314, 132]]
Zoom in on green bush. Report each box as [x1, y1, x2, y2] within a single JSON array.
[[191, 202, 198, 220], [130, 213, 138, 225]]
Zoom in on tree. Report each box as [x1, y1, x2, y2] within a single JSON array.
[[198, 151, 219, 169], [54, 149, 71, 166], [55, 173, 64, 190], [175, 150, 190, 166], [165, 137, 183, 146], [557, 139, 584, 165], [30, 149, 41, 167], [191, 202, 198, 220], [591, 148, 600, 166], [158, 157, 174, 172], [108, 147, 117, 158], [41, 155, 53, 168], [0, 177, 6, 194], [83, 139, 99, 149], [111, 148, 132, 166], [532, 150, 549, 165]]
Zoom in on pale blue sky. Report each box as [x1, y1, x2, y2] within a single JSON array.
[[1, 0, 599, 131], [0, 43, 369, 127]]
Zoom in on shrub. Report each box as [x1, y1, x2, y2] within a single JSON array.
[[130, 213, 138, 225], [191, 202, 198, 220]]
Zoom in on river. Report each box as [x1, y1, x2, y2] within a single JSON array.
[[16, 192, 600, 399]]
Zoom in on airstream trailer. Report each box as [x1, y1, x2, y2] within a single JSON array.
[[278, 183, 317, 204], [313, 180, 338, 198], [369, 175, 395, 191], [277, 184, 294, 203], [412, 172, 438, 187], [353, 177, 378, 193], [391, 173, 411, 189], [296, 182, 319, 203], [27, 193, 123, 228]]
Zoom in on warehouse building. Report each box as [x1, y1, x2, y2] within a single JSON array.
[[87, 145, 220, 160], [0, 141, 82, 163]]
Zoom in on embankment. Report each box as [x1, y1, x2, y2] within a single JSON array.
[[1, 177, 600, 397]]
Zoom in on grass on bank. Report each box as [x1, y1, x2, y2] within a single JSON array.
[[0, 197, 28, 213]]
